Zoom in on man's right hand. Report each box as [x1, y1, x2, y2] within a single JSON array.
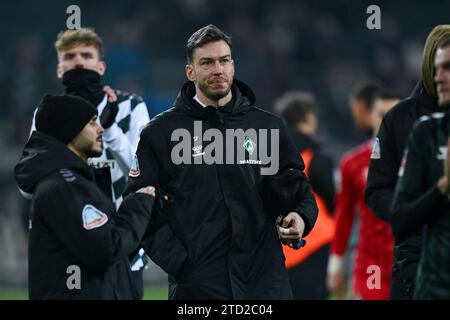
[[277, 212, 305, 245], [136, 186, 156, 197]]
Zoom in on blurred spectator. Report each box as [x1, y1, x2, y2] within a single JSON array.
[[275, 91, 335, 299], [327, 90, 400, 300]]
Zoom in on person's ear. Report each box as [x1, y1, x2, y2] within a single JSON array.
[[186, 64, 196, 82], [97, 61, 106, 76], [56, 63, 64, 79]]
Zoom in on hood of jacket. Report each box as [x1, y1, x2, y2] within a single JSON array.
[[410, 78, 440, 113], [172, 79, 256, 119], [15, 131, 92, 196]]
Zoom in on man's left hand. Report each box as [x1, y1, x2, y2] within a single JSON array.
[[277, 212, 305, 245], [100, 86, 119, 129], [103, 86, 118, 103]]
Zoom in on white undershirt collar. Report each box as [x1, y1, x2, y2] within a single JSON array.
[[193, 94, 208, 108]]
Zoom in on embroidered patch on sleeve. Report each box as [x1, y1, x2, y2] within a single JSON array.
[[82, 204, 109, 230], [371, 138, 381, 159], [129, 154, 140, 177]]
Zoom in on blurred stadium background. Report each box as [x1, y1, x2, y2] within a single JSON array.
[[0, 0, 449, 299]]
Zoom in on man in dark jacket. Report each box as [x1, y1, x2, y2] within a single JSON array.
[[274, 91, 335, 300], [390, 37, 450, 299], [365, 25, 450, 299], [125, 24, 318, 300], [275, 91, 335, 214], [14, 95, 155, 299]]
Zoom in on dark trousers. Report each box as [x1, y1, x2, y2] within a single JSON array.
[[389, 263, 413, 300], [287, 244, 330, 300], [130, 269, 144, 299]]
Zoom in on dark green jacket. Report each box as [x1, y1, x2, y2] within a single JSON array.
[[391, 110, 450, 299]]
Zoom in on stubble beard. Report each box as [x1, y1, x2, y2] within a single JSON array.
[[85, 139, 103, 158], [438, 96, 450, 109], [198, 79, 233, 102]]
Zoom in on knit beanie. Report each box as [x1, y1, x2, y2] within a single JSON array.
[[35, 94, 98, 144]]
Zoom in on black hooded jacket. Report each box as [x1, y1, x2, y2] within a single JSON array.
[[14, 131, 154, 299], [125, 80, 318, 299], [364, 81, 441, 298]]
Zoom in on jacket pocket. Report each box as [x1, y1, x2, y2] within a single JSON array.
[[145, 223, 189, 279]]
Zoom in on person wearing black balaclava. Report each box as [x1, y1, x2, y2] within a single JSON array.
[[27, 28, 151, 299], [15, 94, 155, 299], [62, 68, 118, 129]]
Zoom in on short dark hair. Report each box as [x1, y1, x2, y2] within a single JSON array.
[[350, 80, 381, 111], [186, 24, 232, 64], [274, 91, 317, 127]]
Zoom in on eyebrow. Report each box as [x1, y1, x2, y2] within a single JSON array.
[[62, 51, 94, 58], [199, 54, 231, 62]]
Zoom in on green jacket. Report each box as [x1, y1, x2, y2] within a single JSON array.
[[391, 110, 450, 299]]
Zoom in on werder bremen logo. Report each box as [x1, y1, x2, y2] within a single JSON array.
[[243, 136, 256, 155], [170, 121, 280, 175]]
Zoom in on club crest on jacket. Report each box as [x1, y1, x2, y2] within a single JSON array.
[[170, 121, 280, 175]]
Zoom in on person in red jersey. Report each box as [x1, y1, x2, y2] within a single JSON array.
[[327, 91, 400, 299]]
